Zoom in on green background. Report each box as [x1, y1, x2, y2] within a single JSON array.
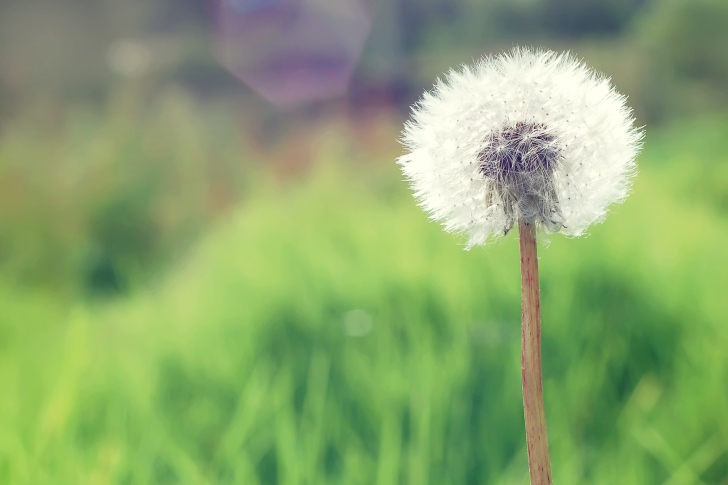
[[1, 0, 727, 483]]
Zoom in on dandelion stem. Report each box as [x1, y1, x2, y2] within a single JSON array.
[[518, 219, 552, 485]]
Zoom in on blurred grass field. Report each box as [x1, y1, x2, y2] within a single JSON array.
[[0, 93, 727, 484]]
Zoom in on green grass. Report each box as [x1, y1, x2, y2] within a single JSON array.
[[1, 107, 728, 484]]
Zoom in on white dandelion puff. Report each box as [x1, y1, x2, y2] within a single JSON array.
[[397, 48, 645, 484], [398, 48, 643, 248]]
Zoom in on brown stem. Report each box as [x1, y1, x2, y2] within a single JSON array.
[[518, 219, 552, 485]]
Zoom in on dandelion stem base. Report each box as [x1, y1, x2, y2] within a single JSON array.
[[519, 219, 552, 485]]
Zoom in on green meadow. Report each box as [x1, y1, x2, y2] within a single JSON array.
[[0, 97, 727, 484]]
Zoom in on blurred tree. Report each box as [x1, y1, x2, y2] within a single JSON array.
[[433, 0, 646, 43], [638, 0, 728, 82], [635, 0, 728, 120], [0, 0, 212, 108], [538, 0, 643, 37]]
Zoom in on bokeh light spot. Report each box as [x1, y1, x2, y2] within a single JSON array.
[[213, 0, 371, 107]]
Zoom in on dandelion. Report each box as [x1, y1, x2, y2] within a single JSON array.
[[398, 48, 643, 485]]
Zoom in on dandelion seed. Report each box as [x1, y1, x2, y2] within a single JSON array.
[[398, 48, 642, 248], [397, 48, 643, 485]]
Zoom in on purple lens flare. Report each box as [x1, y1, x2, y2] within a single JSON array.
[[213, 0, 371, 107]]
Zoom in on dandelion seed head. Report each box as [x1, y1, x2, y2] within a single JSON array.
[[398, 48, 643, 248]]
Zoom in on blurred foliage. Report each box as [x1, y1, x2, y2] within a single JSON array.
[[476, 0, 642, 39], [1, 0, 728, 483], [0, 89, 251, 294], [3, 0, 728, 124], [637, 0, 728, 82], [634, 0, 728, 120], [1, 112, 728, 483]]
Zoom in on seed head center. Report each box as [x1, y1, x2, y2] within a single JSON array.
[[477, 121, 564, 233]]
